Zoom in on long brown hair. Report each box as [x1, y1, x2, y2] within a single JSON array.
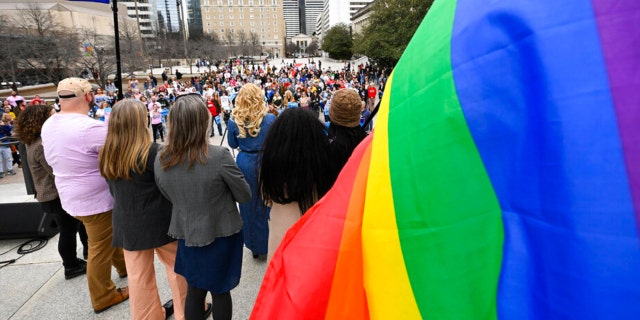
[[98, 99, 152, 180], [14, 104, 53, 145], [159, 94, 210, 170]]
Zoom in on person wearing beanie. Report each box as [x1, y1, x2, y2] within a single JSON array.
[[327, 88, 368, 184]]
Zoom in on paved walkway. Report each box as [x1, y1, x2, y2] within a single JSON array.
[[0, 133, 267, 320]]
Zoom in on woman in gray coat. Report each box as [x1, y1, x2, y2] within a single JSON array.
[[155, 94, 251, 320]]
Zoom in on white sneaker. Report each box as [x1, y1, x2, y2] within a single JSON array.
[[7, 171, 16, 176]]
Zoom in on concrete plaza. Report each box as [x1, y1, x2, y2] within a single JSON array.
[[0, 134, 267, 320]]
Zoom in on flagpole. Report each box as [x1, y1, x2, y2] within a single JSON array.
[[112, 0, 124, 100]]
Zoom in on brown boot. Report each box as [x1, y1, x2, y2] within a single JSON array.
[[93, 286, 129, 314]]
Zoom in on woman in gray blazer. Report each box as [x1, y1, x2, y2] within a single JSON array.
[[155, 94, 251, 320]]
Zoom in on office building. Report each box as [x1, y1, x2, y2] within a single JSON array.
[[283, 0, 300, 39], [200, 0, 286, 58], [304, 0, 323, 36], [120, 0, 157, 39]]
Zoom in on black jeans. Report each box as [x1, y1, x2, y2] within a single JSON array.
[[39, 197, 88, 268], [152, 123, 164, 141]]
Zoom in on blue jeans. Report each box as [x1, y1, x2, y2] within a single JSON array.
[[0, 146, 12, 173]]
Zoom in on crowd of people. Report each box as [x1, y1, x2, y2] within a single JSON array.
[[0, 57, 385, 319]]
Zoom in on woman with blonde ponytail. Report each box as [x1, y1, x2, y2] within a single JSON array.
[[227, 83, 276, 259]]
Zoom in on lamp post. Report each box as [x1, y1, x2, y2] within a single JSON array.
[[176, 0, 190, 74], [112, 0, 124, 100]]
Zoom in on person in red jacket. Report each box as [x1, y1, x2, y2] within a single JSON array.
[[367, 83, 377, 111], [30, 94, 44, 106], [207, 94, 223, 137]]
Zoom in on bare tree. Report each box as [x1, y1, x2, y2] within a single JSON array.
[[237, 30, 248, 56], [79, 27, 116, 88], [307, 39, 318, 57], [286, 41, 300, 57], [225, 32, 235, 57], [118, 17, 145, 74], [11, 3, 80, 84], [196, 32, 220, 70], [249, 31, 261, 57], [0, 12, 20, 83]]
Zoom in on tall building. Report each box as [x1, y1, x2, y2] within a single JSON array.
[[186, 0, 203, 36], [283, 0, 300, 40], [350, 1, 373, 18], [304, 0, 323, 36], [200, 0, 286, 58], [298, 0, 306, 34], [156, 0, 181, 34], [317, 0, 373, 41], [120, 0, 157, 39]]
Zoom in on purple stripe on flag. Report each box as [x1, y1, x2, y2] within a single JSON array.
[[591, 0, 640, 222]]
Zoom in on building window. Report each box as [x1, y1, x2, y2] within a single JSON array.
[[229, 7, 233, 12], [248, 0, 254, 5], [228, 0, 233, 5], [250, 14, 254, 19], [249, 8, 254, 12], [230, 21, 234, 26], [219, 15, 224, 19], [230, 28, 235, 33], [237, 0, 243, 4], [251, 28, 256, 33], [218, 0, 222, 5], [229, 14, 234, 19], [220, 22, 224, 26], [206, 15, 210, 20], [250, 21, 255, 26], [221, 28, 225, 33], [239, 14, 244, 19]]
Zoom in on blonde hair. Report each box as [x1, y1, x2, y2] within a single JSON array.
[[99, 100, 152, 180], [159, 94, 210, 170], [231, 83, 267, 138], [282, 90, 295, 106]]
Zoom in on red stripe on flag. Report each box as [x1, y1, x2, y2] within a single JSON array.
[[251, 135, 374, 319]]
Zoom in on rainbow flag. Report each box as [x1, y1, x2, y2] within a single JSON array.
[[251, 0, 640, 319]]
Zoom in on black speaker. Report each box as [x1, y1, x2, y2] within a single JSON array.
[[0, 202, 59, 239]]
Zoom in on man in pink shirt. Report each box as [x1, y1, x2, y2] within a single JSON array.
[[5, 91, 24, 107], [41, 77, 129, 314]]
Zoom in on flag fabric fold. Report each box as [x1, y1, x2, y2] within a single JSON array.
[[251, 0, 640, 318]]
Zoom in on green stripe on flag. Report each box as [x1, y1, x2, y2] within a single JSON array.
[[387, 0, 504, 318]]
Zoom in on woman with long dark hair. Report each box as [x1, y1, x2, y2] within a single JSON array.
[[156, 94, 251, 320], [259, 108, 336, 263]]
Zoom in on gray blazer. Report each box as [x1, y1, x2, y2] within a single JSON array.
[[154, 145, 251, 247]]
